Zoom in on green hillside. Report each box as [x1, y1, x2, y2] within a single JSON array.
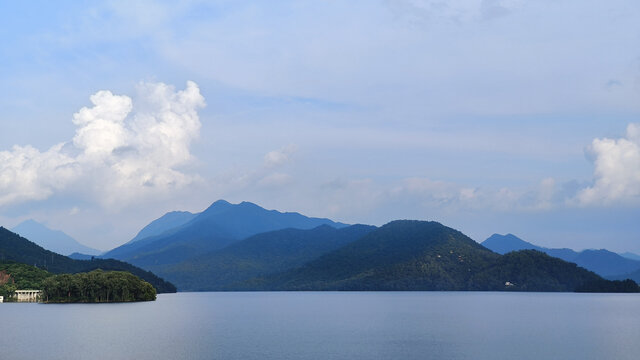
[[0, 227, 176, 293], [0, 261, 52, 298], [41, 270, 156, 303], [1, 262, 157, 303], [469, 250, 602, 291]]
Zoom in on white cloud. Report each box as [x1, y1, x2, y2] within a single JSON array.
[[0, 144, 78, 205], [263, 144, 298, 168], [576, 123, 640, 206], [0, 81, 205, 208]]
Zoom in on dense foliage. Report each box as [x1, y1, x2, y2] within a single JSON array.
[[41, 270, 156, 303], [0, 227, 176, 293], [575, 279, 640, 293], [0, 261, 52, 299]]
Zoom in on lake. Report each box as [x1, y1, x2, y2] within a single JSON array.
[[1, 292, 639, 360]]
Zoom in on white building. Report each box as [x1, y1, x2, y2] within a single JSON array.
[[15, 290, 41, 302], [0, 295, 3, 303]]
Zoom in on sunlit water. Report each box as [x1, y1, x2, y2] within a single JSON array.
[[1, 292, 639, 360]]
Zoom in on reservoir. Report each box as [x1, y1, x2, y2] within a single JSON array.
[[1, 291, 639, 360]]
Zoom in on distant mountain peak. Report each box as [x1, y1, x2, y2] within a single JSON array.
[[11, 219, 101, 256], [481, 233, 541, 255], [201, 199, 235, 214], [19, 218, 40, 226]]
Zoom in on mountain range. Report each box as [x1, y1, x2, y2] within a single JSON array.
[[102, 200, 347, 269], [11, 220, 101, 256], [3, 199, 638, 293], [482, 233, 640, 280], [92, 201, 637, 292]]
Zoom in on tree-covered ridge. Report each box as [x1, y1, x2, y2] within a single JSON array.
[[0, 226, 176, 293], [0, 261, 52, 299], [242, 221, 640, 292], [248, 220, 497, 291], [41, 270, 156, 303], [468, 250, 603, 291]]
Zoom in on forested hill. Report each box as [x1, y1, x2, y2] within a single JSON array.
[[1, 262, 157, 303], [0, 261, 51, 299], [0, 227, 176, 293], [241, 221, 638, 292]]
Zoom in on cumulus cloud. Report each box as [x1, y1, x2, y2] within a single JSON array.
[[0, 81, 205, 208], [576, 123, 640, 206]]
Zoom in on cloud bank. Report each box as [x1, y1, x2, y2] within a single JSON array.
[[0, 81, 205, 208], [577, 123, 640, 206]]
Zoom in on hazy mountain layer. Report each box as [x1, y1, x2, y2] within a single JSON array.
[[482, 234, 640, 277], [12, 220, 101, 256]]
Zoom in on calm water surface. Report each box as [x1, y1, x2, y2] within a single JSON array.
[[1, 292, 639, 360]]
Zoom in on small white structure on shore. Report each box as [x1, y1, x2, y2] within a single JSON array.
[[15, 290, 41, 302], [0, 295, 3, 303]]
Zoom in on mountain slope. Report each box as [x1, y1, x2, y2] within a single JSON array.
[[254, 220, 500, 290], [481, 234, 640, 278], [128, 211, 197, 244], [103, 200, 348, 268], [469, 250, 601, 291], [247, 221, 625, 292], [11, 220, 101, 256], [0, 226, 176, 293], [572, 249, 640, 277], [158, 224, 376, 291]]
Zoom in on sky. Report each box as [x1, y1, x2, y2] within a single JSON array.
[[0, 0, 639, 252]]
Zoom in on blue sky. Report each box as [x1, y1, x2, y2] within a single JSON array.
[[0, 0, 639, 252]]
